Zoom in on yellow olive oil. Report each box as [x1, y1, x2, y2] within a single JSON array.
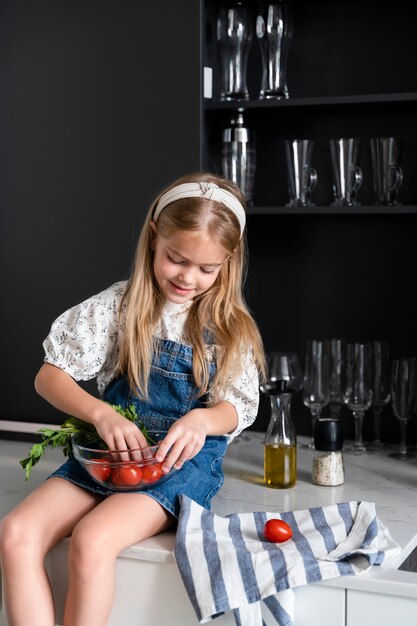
[[264, 443, 297, 488]]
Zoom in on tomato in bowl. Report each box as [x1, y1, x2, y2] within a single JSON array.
[[72, 431, 169, 491]]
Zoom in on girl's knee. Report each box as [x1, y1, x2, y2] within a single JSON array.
[[0, 511, 34, 559], [68, 522, 116, 576]]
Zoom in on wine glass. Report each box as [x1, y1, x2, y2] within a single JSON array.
[[329, 338, 346, 420], [262, 352, 303, 393], [389, 357, 417, 460], [369, 340, 391, 449], [343, 342, 373, 454], [302, 340, 330, 448]]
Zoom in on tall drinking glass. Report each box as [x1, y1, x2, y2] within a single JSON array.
[[217, 2, 253, 101], [285, 139, 317, 207], [369, 340, 391, 449], [389, 357, 417, 460], [329, 338, 346, 420], [329, 138, 363, 207], [343, 342, 373, 454], [370, 137, 404, 205], [302, 340, 330, 448], [256, 0, 293, 100]]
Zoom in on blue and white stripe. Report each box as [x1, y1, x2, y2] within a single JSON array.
[[174, 496, 400, 626]]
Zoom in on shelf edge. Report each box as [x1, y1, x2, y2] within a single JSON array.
[[204, 92, 417, 111], [247, 205, 417, 215]]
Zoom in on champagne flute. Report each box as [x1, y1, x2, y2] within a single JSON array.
[[389, 357, 417, 460], [302, 340, 330, 448], [343, 342, 373, 454], [329, 338, 346, 420], [369, 340, 391, 449]]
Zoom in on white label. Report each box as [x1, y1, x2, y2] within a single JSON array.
[[203, 66, 213, 99]]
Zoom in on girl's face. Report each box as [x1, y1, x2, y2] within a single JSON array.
[[151, 223, 228, 304]]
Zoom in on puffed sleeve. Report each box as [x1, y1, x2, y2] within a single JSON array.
[[42, 282, 127, 392], [218, 348, 260, 442]]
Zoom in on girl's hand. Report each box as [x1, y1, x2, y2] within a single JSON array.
[[155, 409, 208, 473], [94, 404, 149, 452], [34, 364, 149, 453]]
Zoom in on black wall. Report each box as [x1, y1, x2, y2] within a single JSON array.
[[0, 0, 201, 425], [1, 0, 416, 450]]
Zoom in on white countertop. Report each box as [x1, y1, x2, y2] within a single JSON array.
[[2, 432, 417, 597], [215, 432, 417, 598], [218, 432, 417, 555]]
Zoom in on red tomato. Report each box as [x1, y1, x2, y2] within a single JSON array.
[[88, 459, 111, 482], [111, 465, 143, 486], [109, 468, 124, 486], [264, 519, 293, 543], [141, 463, 163, 484]]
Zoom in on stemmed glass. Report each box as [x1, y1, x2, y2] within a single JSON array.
[[343, 342, 373, 454], [389, 357, 417, 460], [302, 340, 330, 448], [262, 352, 303, 393], [329, 338, 346, 420], [369, 340, 391, 449]]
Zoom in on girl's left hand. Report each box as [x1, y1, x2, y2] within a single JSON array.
[[155, 409, 208, 473]]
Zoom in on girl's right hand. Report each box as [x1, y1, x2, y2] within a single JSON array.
[[34, 364, 148, 452], [93, 403, 149, 452]]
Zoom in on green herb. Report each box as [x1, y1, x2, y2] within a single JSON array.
[[20, 404, 154, 481]]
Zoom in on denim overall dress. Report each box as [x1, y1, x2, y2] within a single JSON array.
[[49, 338, 228, 518]]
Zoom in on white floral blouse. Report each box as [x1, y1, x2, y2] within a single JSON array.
[[42, 282, 260, 441]]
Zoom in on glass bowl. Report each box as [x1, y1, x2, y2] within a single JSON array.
[[72, 431, 170, 491]]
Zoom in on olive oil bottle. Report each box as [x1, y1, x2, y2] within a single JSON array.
[[264, 380, 297, 488]]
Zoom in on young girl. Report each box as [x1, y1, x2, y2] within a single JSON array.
[[0, 171, 266, 626]]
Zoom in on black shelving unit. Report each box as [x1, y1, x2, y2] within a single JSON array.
[[202, 0, 417, 442], [203, 1, 417, 210]]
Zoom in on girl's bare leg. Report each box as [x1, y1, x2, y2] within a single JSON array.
[[0, 478, 102, 626], [64, 493, 174, 626]]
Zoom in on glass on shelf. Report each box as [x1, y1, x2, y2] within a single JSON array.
[[217, 2, 253, 101], [302, 340, 330, 449], [329, 338, 347, 420], [389, 357, 417, 460], [369, 340, 391, 449], [343, 342, 373, 454], [256, 0, 293, 100]]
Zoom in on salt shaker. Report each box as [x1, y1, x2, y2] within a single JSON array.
[[312, 418, 344, 486]]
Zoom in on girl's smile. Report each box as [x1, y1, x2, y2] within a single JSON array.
[[151, 225, 227, 304]]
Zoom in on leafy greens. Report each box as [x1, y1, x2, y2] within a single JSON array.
[[20, 404, 154, 481]]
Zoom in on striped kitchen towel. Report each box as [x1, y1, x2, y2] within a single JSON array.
[[174, 495, 401, 626]]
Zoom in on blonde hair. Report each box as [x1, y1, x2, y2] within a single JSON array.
[[117, 171, 266, 402]]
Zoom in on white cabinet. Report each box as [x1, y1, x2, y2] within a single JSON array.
[[347, 589, 417, 626], [295, 585, 345, 626], [44, 539, 346, 626]]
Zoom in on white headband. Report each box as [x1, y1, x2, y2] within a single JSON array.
[[153, 182, 246, 237]]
